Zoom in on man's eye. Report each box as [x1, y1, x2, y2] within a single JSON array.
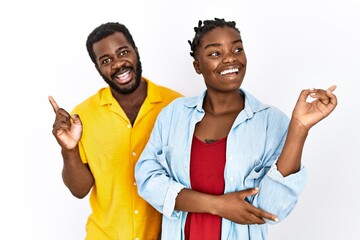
[[209, 52, 220, 57], [120, 50, 128, 56], [102, 59, 111, 64]]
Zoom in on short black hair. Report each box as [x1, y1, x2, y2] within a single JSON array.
[[86, 22, 137, 64], [188, 18, 240, 59]]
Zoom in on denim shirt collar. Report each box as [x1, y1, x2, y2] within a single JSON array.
[[183, 88, 270, 122]]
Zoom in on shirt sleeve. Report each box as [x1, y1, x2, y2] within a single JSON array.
[[135, 106, 186, 219], [255, 162, 307, 223], [250, 107, 308, 223]]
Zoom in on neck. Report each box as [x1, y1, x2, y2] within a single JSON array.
[[111, 80, 147, 105], [204, 90, 244, 114], [112, 80, 147, 125]]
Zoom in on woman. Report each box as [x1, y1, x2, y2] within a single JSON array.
[[135, 18, 337, 240]]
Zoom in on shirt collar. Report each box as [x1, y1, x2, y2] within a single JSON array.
[[183, 88, 270, 118], [99, 77, 163, 106], [145, 77, 163, 104]]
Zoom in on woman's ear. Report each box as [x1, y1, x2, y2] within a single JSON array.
[[193, 60, 202, 74]]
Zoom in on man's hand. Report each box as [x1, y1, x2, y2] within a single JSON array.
[[48, 96, 82, 150]]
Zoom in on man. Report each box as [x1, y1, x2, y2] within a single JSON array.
[[49, 22, 182, 240]]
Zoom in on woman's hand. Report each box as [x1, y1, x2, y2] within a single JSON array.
[[291, 85, 338, 131]]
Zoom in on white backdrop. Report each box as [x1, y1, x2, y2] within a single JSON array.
[[1, 0, 359, 239]]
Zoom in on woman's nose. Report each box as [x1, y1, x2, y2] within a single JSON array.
[[222, 52, 237, 64]]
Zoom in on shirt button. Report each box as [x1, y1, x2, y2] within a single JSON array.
[[229, 156, 233, 160], [135, 238, 139, 240], [132, 152, 136, 156], [134, 210, 139, 214], [127, 124, 131, 128], [230, 176, 234, 182], [134, 182, 137, 186]]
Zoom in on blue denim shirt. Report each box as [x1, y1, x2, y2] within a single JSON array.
[[135, 89, 307, 240]]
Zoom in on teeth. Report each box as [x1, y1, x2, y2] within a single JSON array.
[[220, 68, 238, 75], [117, 69, 130, 77]]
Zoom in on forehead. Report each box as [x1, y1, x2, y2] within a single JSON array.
[[200, 26, 242, 47], [92, 32, 132, 58]]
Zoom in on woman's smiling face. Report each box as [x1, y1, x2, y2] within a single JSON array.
[[193, 26, 247, 93]]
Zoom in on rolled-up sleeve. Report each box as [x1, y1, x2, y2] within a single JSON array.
[[245, 106, 308, 224], [255, 162, 307, 223]]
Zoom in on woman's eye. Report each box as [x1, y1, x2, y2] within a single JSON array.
[[235, 48, 243, 53]]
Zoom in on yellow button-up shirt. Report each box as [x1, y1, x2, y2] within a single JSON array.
[[72, 78, 182, 240]]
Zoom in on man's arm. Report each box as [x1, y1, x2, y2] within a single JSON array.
[[49, 96, 94, 198], [61, 147, 94, 198]]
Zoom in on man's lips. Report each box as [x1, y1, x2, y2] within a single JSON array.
[[113, 68, 132, 84]]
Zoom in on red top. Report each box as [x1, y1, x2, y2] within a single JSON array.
[[184, 136, 227, 240]]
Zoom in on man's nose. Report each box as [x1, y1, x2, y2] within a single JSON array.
[[111, 57, 123, 69]]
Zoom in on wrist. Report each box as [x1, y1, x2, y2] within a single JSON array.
[[289, 119, 309, 137], [61, 146, 81, 163], [209, 195, 222, 216]]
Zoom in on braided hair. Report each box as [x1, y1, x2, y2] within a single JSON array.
[[86, 22, 138, 64], [188, 18, 240, 59]]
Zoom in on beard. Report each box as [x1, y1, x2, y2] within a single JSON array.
[[101, 57, 143, 95]]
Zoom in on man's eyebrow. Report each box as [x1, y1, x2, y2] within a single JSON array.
[[115, 45, 130, 54], [97, 46, 130, 61], [98, 54, 110, 61]]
